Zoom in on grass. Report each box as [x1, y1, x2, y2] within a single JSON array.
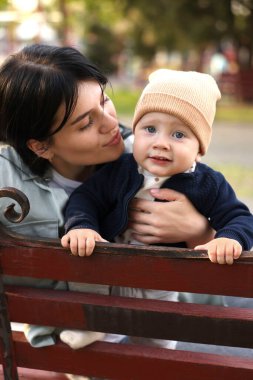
[[107, 87, 141, 117], [107, 87, 253, 123], [216, 103, 253, 123], [208, 164, 253, 200]]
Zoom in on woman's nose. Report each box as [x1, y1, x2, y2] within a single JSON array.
[[99, 111, 117, 133]]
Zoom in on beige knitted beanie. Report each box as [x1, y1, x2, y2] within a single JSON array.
[[132, 69, 221, 154]]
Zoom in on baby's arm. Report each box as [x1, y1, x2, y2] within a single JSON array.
[[195, 238, 242, 265], [61, 228, 107, 257]]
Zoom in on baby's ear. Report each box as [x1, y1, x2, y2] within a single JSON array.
[[196, 153, 202, 162]]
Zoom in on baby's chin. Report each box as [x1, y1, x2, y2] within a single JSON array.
[[144, 167, 172, 177]]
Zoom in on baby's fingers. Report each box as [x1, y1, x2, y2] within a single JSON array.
[[194, 243, 218, 263], [209, 248, 220, 264], [61, 232, 87, 256], [61, 234, 70, 248], [195, 242, 223, 264], [224, 249, 234, 265], [196, 238, 242, 265], [83, 234, 108, 257], [224, 240, 242, 265], [61, 233, 81, 256], [85, 238, 96, 257], [233, 242, 242, 260], [61, 229, 108, 257]]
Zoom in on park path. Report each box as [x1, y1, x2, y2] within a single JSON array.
[[203, 121, 253, 211], [203, 121, 253, 167]]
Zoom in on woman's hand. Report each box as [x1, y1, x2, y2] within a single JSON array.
[[127, 188, 215, 247]]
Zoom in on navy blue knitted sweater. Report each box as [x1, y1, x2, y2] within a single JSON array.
[[65, 154, 253, 250]]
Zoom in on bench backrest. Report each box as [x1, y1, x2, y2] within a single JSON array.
[[0, 228, 253, 379]]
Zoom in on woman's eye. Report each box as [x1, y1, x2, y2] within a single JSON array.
[[173, 131, 185, 139], [145, 126, 156, 134], [80, 117, 94, 131], [101, 95, 110, 106]]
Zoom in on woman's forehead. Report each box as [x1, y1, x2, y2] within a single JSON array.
[[52, 80, 103, 130], [77, 80, 103, 104], [71, 81, 104, 118]]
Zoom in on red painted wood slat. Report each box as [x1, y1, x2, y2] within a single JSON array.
[[5, 286, 253, 349], [0, 243, 253, 297], [7, 331, 253, 380]]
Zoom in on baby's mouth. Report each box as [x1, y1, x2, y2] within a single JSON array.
[[149, 155, 171, 162]]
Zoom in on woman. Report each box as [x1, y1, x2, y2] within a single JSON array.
[[0, 44, 214, 349]]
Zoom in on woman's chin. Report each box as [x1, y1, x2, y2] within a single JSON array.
[[101, 143, 124, 164]]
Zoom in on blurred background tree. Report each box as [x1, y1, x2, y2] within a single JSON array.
[[0, 0, 8, 9], [79, 0, 126, 74], [2, 0, 253, 69], [1, 0, 253, 99], [118, 0, 253, 70]]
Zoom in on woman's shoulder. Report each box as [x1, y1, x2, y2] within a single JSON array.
[[0, 143, 20, 160], [0, 144, 30, 178]]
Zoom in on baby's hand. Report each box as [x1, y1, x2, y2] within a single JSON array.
[[61, 228, 107, 257], [195, 238, 242, 265]]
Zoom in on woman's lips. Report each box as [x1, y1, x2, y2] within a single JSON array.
[[104, 130, 121, 146]]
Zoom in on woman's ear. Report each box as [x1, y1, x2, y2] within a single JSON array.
[[27, 139, 53, 160]]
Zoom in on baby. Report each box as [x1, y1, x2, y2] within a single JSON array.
[[61, 68, 253, 350]]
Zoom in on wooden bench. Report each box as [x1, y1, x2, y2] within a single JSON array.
[[219, 70, 253, 102], [0, 188, 253, 379]]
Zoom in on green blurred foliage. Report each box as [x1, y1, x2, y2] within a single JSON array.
[[107, 87, 141, 117], [73, 0, 127, 73], [119, 0, 253, 66], [85, 23, 124, 74], [71, 0, 253, 70], [0, 0, 8, 9], [2, 0, 253, 73], [210, 164, 253, 199], [107, 86, 253, 123]]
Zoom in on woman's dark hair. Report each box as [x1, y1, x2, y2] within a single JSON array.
[[0, 44, 108, 176]]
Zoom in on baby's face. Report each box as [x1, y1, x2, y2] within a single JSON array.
[[133, 112, 200, 177]]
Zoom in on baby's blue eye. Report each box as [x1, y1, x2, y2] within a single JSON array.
[[145, 126, 156, 134], [173, 131, 185, 139]]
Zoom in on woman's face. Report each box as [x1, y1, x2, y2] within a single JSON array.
[[47, 81, 124, 180]]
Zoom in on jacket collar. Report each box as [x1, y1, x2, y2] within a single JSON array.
[[0, 144, 50, 182]]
